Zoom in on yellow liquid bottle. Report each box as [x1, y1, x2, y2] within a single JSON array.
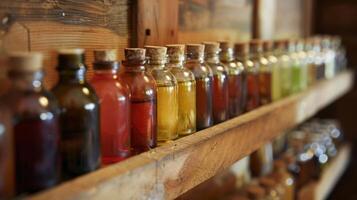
[[264, 41, 280, 102], [145, 46, 178, 144], [166, 44, 196, 136], [275, 40, 292, 97]]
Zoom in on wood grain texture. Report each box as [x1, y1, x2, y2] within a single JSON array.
[[28, 71, 354, 200], [298, 144, 351, 200]]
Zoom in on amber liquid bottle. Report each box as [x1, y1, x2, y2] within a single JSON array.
[[219, 41, 244, 118], [185, 44, 213, 130], [203, 42, 229, 124], [0, 104, 14, 198], [275, 40, 292, 97], [166, 44, 196, 136], [3, 52, 60, 194], [90, 50, 131, 164], [52, 49, 100, 179], [145, 46, 178, 145], [119, 48, 157, 153]]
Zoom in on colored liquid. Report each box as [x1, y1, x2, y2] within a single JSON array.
[[0, 108, 14, 199], [14, 116, 60, 193], [177, 80, 196, 136], [196, 77, 213, 130], [228, 74, 243, 118], [280, 61, 292, 97], [246, 73, 260, 112], [90, 74, 130, 165], [259, 72, 272, 105], [291, 64, 303, 93], [271, 61, 281, 101], [212, 74, 229, 123], [131, 99, 157, 153], [316, 63, 325, 80], [157, 85, 178, 144], [307, 63, 317, 86]]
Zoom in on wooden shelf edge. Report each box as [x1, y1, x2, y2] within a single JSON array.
[[298, 144, 352, 200], [29, 71, 354, 200]]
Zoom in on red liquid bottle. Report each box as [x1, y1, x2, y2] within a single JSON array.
[[185, 44, 213, 130], [203, 42, 229, 124], [119, 48, 157, 154], [219, 41, 244, 118], [259, 41, 272, 105], [90, 50, 130, 165], [3, 52, 60, 194]]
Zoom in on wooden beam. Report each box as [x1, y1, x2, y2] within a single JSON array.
[[28, 71, 354, 200]]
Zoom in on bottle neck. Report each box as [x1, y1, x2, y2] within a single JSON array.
[[58, 67, 86, 84], [250, 51, 262, 60], [220, 50, 234, 62], [9, 71, 43, 91], [93, 69, 118, 78], [186, 55, 204, 64], [167, 56, 185, 68], [204, 53, 220, 63], [236, 53, 250, 62], [146, 58, 166, 69]]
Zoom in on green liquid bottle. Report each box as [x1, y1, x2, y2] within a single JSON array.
[[275, 40, 292, 97], [288, 40, 303, 94], [264, 41, 280, 102]]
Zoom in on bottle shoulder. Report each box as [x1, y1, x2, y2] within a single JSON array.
[[184, 62, 213, 79], [205, 62, 228, 75], [118, 71, 157, 100], [168, 66, 196, 82]]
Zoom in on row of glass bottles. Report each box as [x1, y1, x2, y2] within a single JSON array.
[[0, 35, 346, 197]]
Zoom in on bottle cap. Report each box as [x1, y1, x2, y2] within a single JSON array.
[[186, 44, 204, 59], [124, 48, 146, 62], [203, 42, 220, 54], [274, 39, 288, 50], [219, 41, 233, 51], [166, 44, 185, 61], [57, 48, 85, 70], [93, 49, 119, 70], [249, 39, 263, 53], [145, 46, 167, 60], [234, 42, 249, 55], [6, 52, 43, 72]]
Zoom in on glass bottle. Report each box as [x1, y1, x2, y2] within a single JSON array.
[[185, 44, 213, 130], [274, 40, 292, 97], [271, 160, 295, 200], [219, 41, 244, 118], [312, 37, 325, 80], [296, 39, 308, 91], [145, 46, 178, 145], [238, 41, 259, 111], [304, 38, 317, 86], [119, 48, 157, 153], [288, 40, 303, 94], [52, 49, 100, 179], [90, 49, 130, 165], [3, 52, 60, 193], [263, 41, 280, 102], [0, 104, 14, 198], [166, 44, 196, 136], [203, 42, 229, 124], [250, 40, 271, 105], [323, 36, 337, 79]]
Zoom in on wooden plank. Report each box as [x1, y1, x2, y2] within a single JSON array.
[[298, 144, 351, 200], [29, 71, 354, 200]]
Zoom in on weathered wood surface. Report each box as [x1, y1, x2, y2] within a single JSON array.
[[298, 144, 351, 200], [28, 71, 353, 200]]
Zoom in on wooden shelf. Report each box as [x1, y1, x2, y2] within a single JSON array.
[[298, 144, 351, 200], [30, 71, 354, 200]]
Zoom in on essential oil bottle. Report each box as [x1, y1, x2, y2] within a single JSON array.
[[219, 41, 244, 118], [250, 40, 271, 105], [166, 44, 196, 136], [234, 42, 250, 112], [185, 44, 213, 130], [288, 40, 304, 94], [203, 42, 229, 123], [274, 40, 292, 97], [263, 40, 280, 102], [3, 52, 60, 193], [52, 49, 100, 179], [119, 48, 157, 153], [90, 49, 131, 164], [145, 46, 178, 145]]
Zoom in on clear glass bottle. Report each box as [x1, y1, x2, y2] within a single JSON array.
[[263, 41, 280, 102], [250, 40, 271, 105], [235, 42, 259, 112], [274, 40, 292, 97], [203, 42, 229, 124], [304, 38, 317, 86], [288, 40, 303, 94], [4, 52, 60, 193], [185, 44, 213, 130], [90, 50, 130, 165], [322, 36, 336, 79], [166, 44, 196, 136], [312, 37, 326, 80], [52, 49, 100, 179], [0, 103, 14, 198], [219, 41, 244, 118], [296, 39, 308, 91], [234, 42, 250, 112], [119, 48, 157, 154], [145, 46, 178, 144]]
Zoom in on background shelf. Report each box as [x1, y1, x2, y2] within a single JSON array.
[[30, 71, 354, 200]]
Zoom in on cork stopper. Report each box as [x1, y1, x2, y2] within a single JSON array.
[[186, 44, 204, 59], [249, 39, 263, 53], [245, 185, 266, 199], [234, 42, 249, 55], [263, 40, 273, 52], [6, 52, 43, 72], [203, 42, 220, 54], [145, 46, 167, 60], [219, 41, 233, 51], [166, 44, 185, 61], [94, 49, 117, 62], [57, 48, 85, 70], [124, 48, 146, 61]]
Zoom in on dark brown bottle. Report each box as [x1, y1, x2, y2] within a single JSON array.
[[219, 41, 244, 118], [119, 48, 157, 154], [203, 42, 229, 124], [3, 52, 60, 194], [185, 44, 213, 130], [52, 49, 100, 179]]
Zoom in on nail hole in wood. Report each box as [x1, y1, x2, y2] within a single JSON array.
[[145, 29, 151, 36]]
